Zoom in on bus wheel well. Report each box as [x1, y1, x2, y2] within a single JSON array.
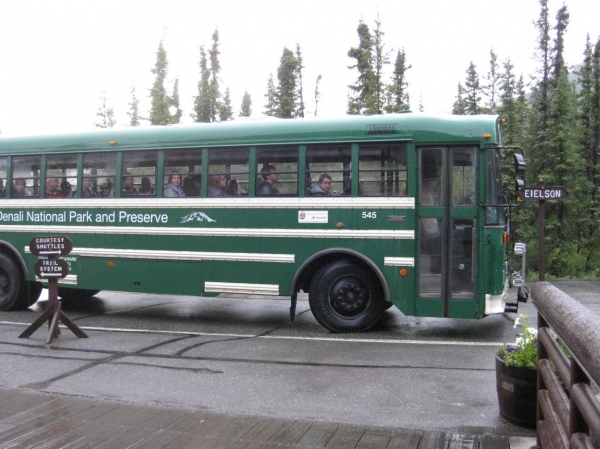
[[295, 251, 387, 301]]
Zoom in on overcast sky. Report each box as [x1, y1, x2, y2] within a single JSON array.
[[1, 0, 599, 136]]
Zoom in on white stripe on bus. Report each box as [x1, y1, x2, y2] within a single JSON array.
[[205, 282, 280, 295], [11, 226, 414, 239], [383, 257, 415, 266], [0, 196, 415, 209]]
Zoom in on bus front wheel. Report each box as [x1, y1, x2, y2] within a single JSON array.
[[0, 253, 21, 311], [309, 260, 385, 332]]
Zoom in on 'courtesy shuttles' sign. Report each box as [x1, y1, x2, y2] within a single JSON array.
[[29, 236, 73, 256]]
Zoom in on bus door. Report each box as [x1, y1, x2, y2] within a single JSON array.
[[417, 147, 477, 317]]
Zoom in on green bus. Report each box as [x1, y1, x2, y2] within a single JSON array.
[[0, 113, 526, 332]]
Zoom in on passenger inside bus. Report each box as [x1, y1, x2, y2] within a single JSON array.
[[310, 174, 332, 196], [184, 174, 201, 196], [140, 177, 155, 195], [163, 172, 185, 197], [257, 165, 279, 195], [122, 173, 138, 196], [81, 177, 98, 198], [45, 178, 63, 198], [12, 179, 27, 197], [225, 178, 239, 196], [208, 174, 228, 197]]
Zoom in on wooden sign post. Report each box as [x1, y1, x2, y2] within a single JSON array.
[[517, 179, 568, 281], [19, 236, 88, 344]]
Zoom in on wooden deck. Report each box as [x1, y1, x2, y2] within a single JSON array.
[[0, 388, 515, 448]]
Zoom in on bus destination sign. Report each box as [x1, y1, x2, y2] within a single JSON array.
[[34, 258, 70, 279], [29, 236, 73, 256], [517, 186, 567, 201]]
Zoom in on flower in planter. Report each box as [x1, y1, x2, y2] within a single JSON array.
[[498, 314, 538, 369]]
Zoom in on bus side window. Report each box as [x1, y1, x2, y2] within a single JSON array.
[[0, 157, 6, 198], [359, 143, 407, 196], [208, 147, 249, 197], [122, 151, 157, 197], [163, 149, 202, 198], [306, 144, 351, 196], [46, 154, 77, 198], [83, 152, 117, 198], [11, 155, 40, 198], [256, 146, 298, 196]]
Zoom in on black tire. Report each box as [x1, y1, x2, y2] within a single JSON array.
[[309, 260, 385, 332], [0, 253, 22, 311], [17, 281, 43, 309], [58, 288, 100, 301]]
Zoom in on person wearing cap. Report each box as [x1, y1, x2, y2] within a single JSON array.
[[122, 173, 138, 196]]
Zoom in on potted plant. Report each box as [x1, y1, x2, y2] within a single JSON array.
[[496, 315, 538, 428]]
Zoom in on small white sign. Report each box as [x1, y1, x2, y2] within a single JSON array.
[[298, 211, 328, 223]]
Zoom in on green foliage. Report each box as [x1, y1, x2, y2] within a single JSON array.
[[498, 315, 538, 369], [95, 91, 116, 128], [127, 87, 141, 126], [239, 90, 252, 117]]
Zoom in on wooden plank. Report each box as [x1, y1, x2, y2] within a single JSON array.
[[59, 423, 131, 449], [0, 395, 57, 421], [326, 424, 365, 448], [0, 400, 93, 445], [296, 422, 339, 446], [128, 429, 185, 449], [355, 428, 393, 449], [0, 398, 73, 433], [417, 430, 449, 449], [447, 433, 477, 449], [478, 434, 510, 449], [94, 426, 157, 449], [237, 418, 286, 443], [15, 420, 119, 449], [136, 409, 189, 430], [0, 402, 121, 449], [187, 413, 236, 436], [386, 428, 422, 449], [164, 411, 211, 433], [213, 416, 261, 439], [264, 420, 312, 445], [114, 407, 165, 427]]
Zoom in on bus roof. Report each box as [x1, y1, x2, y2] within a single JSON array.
[[0, 113, 500, 155]]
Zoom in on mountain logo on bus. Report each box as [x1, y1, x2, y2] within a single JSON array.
[[180, 212, 217, 223]]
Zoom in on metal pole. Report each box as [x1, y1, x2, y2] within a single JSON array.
[[538, 179, 545, 281]]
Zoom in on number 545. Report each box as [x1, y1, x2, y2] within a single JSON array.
[[361, 211, 377, 219]]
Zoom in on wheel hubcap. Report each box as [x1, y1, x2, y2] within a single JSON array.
[[329, 278, 370, 318]]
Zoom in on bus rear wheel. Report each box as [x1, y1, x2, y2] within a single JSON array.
[[58, 288, 100, 301], [0, 253, 22, 311], [309, 260, 385, 332]]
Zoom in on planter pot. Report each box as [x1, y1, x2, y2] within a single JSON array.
[[495, 354, 537, 428]]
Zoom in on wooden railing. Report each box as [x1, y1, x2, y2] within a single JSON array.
[[531, 282, 600, 449]]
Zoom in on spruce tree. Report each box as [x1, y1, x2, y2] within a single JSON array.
[[314, 75, 322, 117], [347, 20, 375, 115], [463, 62, 483, 114], [208, 29, 222, 122], [295, 44, 305, 118], [240, 90, 252, 117], [385, 48, 410, 113], [169, 78, 182, 124], [371, 15, 390, 114], [452, 83, 467, 115], [484, 49, 501, 113], [127, 87, 141, 127], [95, 91, 116, 128], [264, 74, 277, 116], [219, 87, 233, 121], [192, 46, 211, 123], [149, 41, 172, 125], [275, 47, 299, 118]]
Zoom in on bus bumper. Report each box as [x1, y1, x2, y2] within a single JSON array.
[[484, 281, 509, 315]]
